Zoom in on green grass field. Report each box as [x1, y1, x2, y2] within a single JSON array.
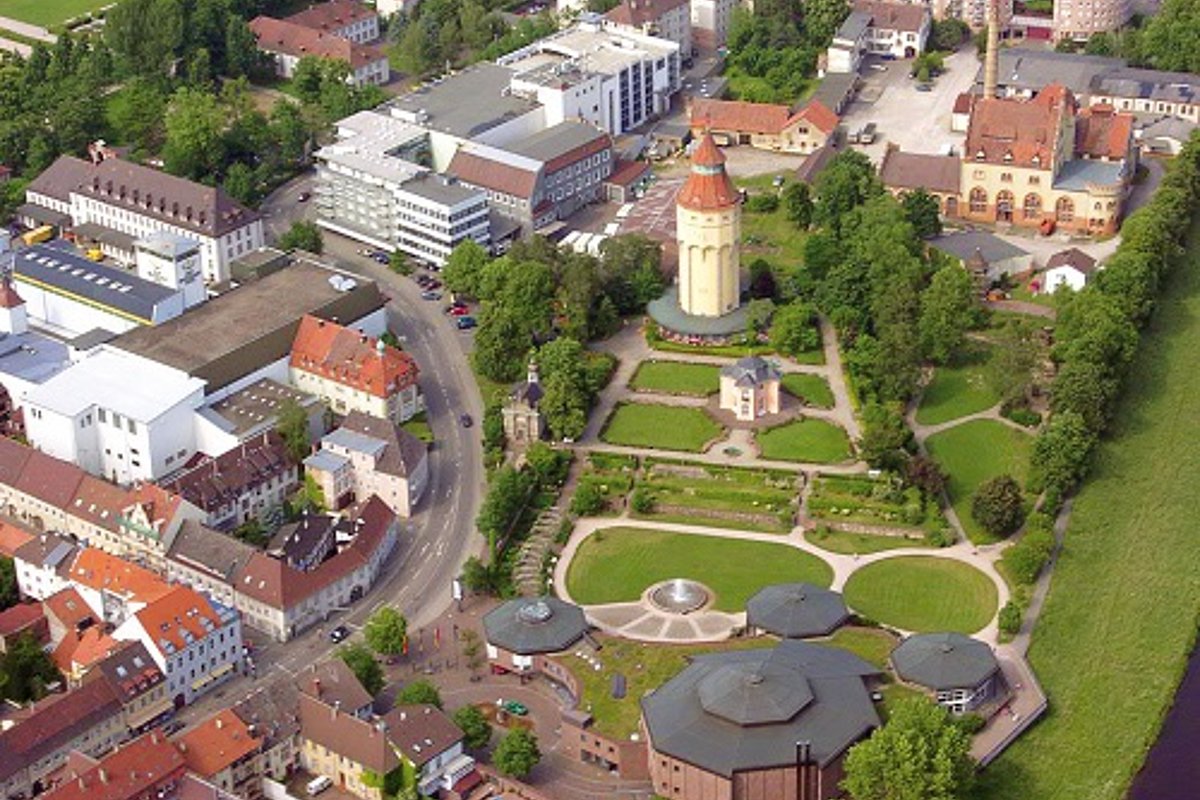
[[843, 556, 998, 633], [629, 360, 720, 396], [757, 418, 852, 464], [807, 526, 930, 555], [915, 345, 1001, 426], [817, 626, 902, 668], [1, 0, 109, 27], [565, 527, 833, 612], [781, 373, 835, 408], [601, 403, 723, 452], [976, 219, 1200, 800], [925, 419, 1032, 543]]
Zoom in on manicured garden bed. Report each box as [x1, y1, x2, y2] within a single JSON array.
[[574, 453, 637, 515], [842, 556, 998, 634], [806, 526, 930, 555], [629, 360, 720, 396], [925, 419, 1032, 543], [915, 344, 1001, 426], [565, 527, 833, 612], [756, 418, 852, 463], [780, 373, 835, 408], [600, 403, 723, 452], [634, 459, 798, 533], [806, 474, 942, 533]]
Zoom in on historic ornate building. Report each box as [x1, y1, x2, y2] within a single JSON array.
[[676, 132, 741, 318], [502, 359, 545, 444]]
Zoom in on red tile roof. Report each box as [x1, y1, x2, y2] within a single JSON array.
[[879, 148, 962, 195], [690, 98, 791, 135], [43, 730, 186, 800], [54, 627, 119, 674], [1075, 103, 1134, 160], [965, 84, 1076, 169], [447, 149, 540, 200], [298, 693, 399, 773], [249, 16, 386, 70], [0, 602, 46, 639], [677, 133, 738, 212], [177, 709, 262, 777], [0, 437, 32, 486], [69, 548, 172, 605], [133, 585, 226, 656], [791, 99, 840, 135], [0, 518, 35, 558], [285, 0, 377, 32], [0, 275, 24, 308], [70, 475, 131, 534], [44, 587, 95, 632], [0, 679, 124, 783], [606, 159, 651, 188], [159, 431, 295, 514], [605, 0, 687, 26], [290, 315, 420, 399], [15, 448, 86, 510]]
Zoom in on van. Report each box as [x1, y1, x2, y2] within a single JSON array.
[[307, 776, 333, 796], [859, 123, 877, 144]]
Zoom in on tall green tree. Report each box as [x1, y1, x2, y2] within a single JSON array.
[[339, 643, 384, 696], [0, 557, 17, 611], [494, 728, 541, 778], [919, 264, 977, 364], [971, 474, 1025, 538], [364, 607, 408, 656], [443, 239, 490, 297], [901, 188, 943, 239], [813, 151, 882, 232], [163, 87, 226, 180], [452, 704, 493, 749], [770, 301, 821, 356], [0, 633, 62, 702], [782, 181, 813, 229], [396, 679, 443, 708], [1140, 0, 1200, 72], [275, 398, 310, 462], [842, 698, 975, 800], [278, 220, 324, 254], [1029, 410, 1096, 495]]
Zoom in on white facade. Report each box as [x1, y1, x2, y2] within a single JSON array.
[[1044, 265, 1089, 293], [135, 233, 206, 309], [266, 48, 390, 87], [605, 1, 692, 60], [23, 348, 206, 485], [690, 0, 739, 46], [14, 541, 74, 601], [863, 11, 930, 58]]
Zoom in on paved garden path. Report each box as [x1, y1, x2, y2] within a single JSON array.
[[0, 16, 56, 42], [0, 37, 31, 56]]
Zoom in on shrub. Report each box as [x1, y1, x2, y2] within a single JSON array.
[[924, 524, 955, 548], [570, 482, 605, 517], [631, 488, 655, 514], [1001, 529, 1055, 585], [953, 713, 987, 735], [1003, 406, 1042, 427], [998, 600, 1024, 635], [971, 474, 1025, 538], [746, 193, 780, 213]]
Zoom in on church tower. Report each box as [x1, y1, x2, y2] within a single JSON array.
[[676, 132, 741, 318]]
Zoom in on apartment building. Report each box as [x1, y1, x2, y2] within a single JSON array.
[[1054, 0, 1131, 40], [314, 111, 491, 263], [249, 16, 389, 86], [22, 153, 263, 285], [605, 0, 692, 59], [177, 709, 264, 798], [929, 0, 1013, 30], [42, 729, 186, 800], [285, 0, 380, 43], [854, 0, 931, 59]]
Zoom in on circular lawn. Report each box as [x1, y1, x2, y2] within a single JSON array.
[[565, 526, 833, 612], [842, 556, 998, 634]]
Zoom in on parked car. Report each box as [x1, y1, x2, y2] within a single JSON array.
[[456, 316, 477, 330], [421, 290, 442, 300], [460, 414, 473, 428], [859, 123, 878, 144], [450, 305, 470, 316], [298, 191, 311, 202], [848, 128, 861, 144], [502, 700, 529, 716], [915, 83, 932, 92], [328, 625, 351, 643]]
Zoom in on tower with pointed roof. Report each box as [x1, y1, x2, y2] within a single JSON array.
[[676, 132, 741, 318], [0, 274, 27, 335]]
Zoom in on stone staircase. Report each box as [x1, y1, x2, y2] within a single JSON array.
[[514, 505, 564, 596]]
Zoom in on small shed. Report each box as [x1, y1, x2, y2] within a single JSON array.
[[1043, 247, 1099, 293], [931, 231, 1034, 283]]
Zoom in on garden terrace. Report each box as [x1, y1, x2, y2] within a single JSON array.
[[756, 418, 852, 464], [600, 402, 724, 452], [575, 452, 637, 515], [629, 360, 720, 396], [634, 458, 799, 533], [806, 474, 943, 535], [842, 556, 999, 634], [565, 527, 833, 612]]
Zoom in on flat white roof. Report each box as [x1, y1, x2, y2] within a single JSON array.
[[500, 20, 679, 81], [319, 110, 430, 186], [26, 346, 204, 421]]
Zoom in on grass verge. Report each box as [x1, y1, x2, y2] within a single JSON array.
[[628, 360, 720, 396], [781, 372, 835, 408]]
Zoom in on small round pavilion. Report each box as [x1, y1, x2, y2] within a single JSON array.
[[745, 583, 850, 639]]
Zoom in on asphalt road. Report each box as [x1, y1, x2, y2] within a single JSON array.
[[176, 173, 486, 723]]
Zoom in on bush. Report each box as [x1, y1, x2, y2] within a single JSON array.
[[971, 474, 1025, 538], [630, 488, 655, 514], [998, 600, 1024, 636], [954, 713, 987, 735], [924, 524, 955, 548], [1001, 529, 1055, 585], [570, 482, 605, 517], [1002, 403, 1042, 428], [746, 193, 780, 213]]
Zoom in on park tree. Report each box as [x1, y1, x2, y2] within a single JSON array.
[[339, 643, 384, 696], [905, 454, 948, 499], [599, 234, 664, 313], [477, 466, 535, 557], [270, 100, 311, 166], [782, 181, 813, 229], [292, 56, 326, 104], [931, 18, 971, 50], [901, 188, 943, 239], [275, 398, 310, 462], [1140, 0, 1200, 72], [804, 0, 852, 45], [919, 264, 977, 364], [971, 474, 1025, 538], [222, 162, 258, 207], [364, 607, 408, 656], [473, 308, 531, 383], [1029, 410, 1096, 495], [986, 317, 1039, 404], [225, 17, 261, 78], [107, 79, 169, 154], [452, 705, 493, 749], [749, 259, 778, 300], [745, 298, 776, 338], [396, 679, 443, 708], [0, 632, 62, 703], [858, 402, 910, 469], [769, 302, 820, 356], [0, 557, 16, 611], [444, 239, 490, 297], [395, 16, 440, 76], [813, 151, 882, 232], [163, 87, 226, 180], [494, 728, 541, 778], [278, 220, 324, 254], [842, 698, 975, 800], [525, 442, 570, 487], [1050, 357, 1120, 433], [106, 0, 184, 76], [570, 481, 605, 517], [460, 628, 487, 678]]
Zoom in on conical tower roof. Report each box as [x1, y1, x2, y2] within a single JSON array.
[[677, 132, 738, 212]]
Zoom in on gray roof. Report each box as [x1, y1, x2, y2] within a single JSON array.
[[135, 231, 201, 259], [812, 72, 857, 115], [720, 356, 782, 388], [0, 330, 71, 385], [1045, 247, 1098, 275], [304, 449, 350, 474], [510, 120, 610, 165], [891, 632, 998, 691], [482, 596, 588, 655], [15, 202, 72, 227], [13, 531, 77, 570], [167, 519, 256, 582], [401, 173, 482, 206], [1141, 116, 1196, 142], [1090, 66, 1200, 104], [834, 10, 872, 43], [648, 286, 752, 337], [1053, 158, 1125, 191], [979, 48, 1123, 96], [930, 231, 1029, 265], [389, 63, 538, 140], [72, 222, 138, 252], [13, 243, 179, 324], [746, 583, 850, 638], [331, 412, 428, 478], [641, 640, 881, 774]]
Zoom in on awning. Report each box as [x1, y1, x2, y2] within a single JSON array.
[[71, 222, 137, 252], [127, 696, 175, 729]]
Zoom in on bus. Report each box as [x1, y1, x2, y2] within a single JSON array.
[[21, 225, 54, 246]]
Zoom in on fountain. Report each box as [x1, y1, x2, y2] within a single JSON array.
[[648, 578, 712, 615]]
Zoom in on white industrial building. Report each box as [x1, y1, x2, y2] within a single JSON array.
[[23, 347, 206, 485], [134, 232, 206, 309]]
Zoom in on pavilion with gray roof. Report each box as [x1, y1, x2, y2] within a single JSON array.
[[746, 583, 850, 639], [483, 597, 588, 674], [890, 632, 1002, 714]]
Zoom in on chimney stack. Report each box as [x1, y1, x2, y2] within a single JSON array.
[[983, 0, 1000, 99]]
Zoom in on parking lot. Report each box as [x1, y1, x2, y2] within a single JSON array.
[[839, 49, 980, 164]]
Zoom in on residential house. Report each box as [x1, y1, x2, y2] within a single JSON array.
[[177, 709, 264, 798], [879, 145, 963, 216], [233, 680, 303, 783], [248, 17, 389, 86], [1043, 247, 1099, 293], [605, 0, 692, 60], [854, 0, 931, 59], [297, 692, 398, 800], [21, 152, 263, 285], [159, 432, 298, 532], [112, 584, 243, 707], [304, 411, 429, 517], [233, 497, 398, 641], [85, 641, 175, 736], [267, 513, 337, 573], [13, 532, 77, 601], [718, 357, 782, 422], [383, 705, 475, 799], [688, 98, 839, 154], [41, 729, 187, 800], [1089, 66, 1200, 124], [824, 10, 871, 75], [290, 315, 423, 425], [165, 519, 257, 610], [53, 627, 121, 684], [285, 0, 380, 43], [43, 587, 98, 647], [296, 659, 374, 719]]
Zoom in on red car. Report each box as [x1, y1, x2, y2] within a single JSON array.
[[450, 305, 471, 316]]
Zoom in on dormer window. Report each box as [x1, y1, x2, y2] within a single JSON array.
[[1003, 151, 1013, 163], [975, 150, 986, 160], [1031, 154, 1041, 167]]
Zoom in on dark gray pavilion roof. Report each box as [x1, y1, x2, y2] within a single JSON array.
[[482, 596, 587, 655], [891, 632, 999, 691], [720, 356, 782, 388], [746, 583, 849, 638], [641, 640, 881, 775]]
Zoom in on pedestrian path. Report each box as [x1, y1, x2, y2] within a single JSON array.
[[0, 16, 55, 42]]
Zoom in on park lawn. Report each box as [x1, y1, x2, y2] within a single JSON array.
[[635, 459, 798, 533], [554, 635, 775, 740], [818, 626, 901, 668], [915, 344, 1001, 426], [842, 556, 998, 634], [565, 527, 833, 612], [976, 218, 1200, 800], [1, 0, 108, 27], [807, 526, 930, 555], [601, 403, 723, 452], [757, 418, 852, 464], [925, 419, 1033, 543], [781, 373, 834, 409], [629, 360, 720, 396]]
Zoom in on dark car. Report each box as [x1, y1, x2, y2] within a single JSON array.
[[298, 191, 311, 202], [456, 316, 477, 330], [421, 290, 442, 301], [328, 625, 351, 643], [916, 83, 932, 92], [460, 414, 473, 428]]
